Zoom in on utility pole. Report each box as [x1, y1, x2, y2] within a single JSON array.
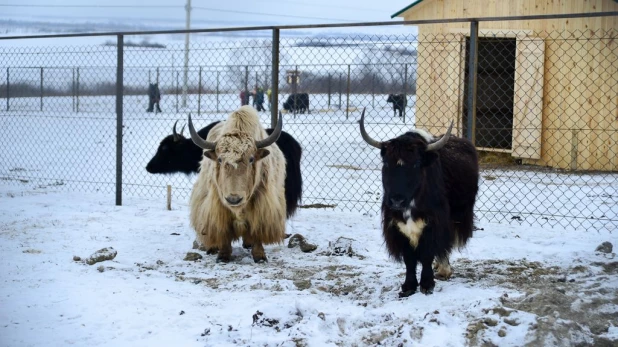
[[182, 0, 191, 108]]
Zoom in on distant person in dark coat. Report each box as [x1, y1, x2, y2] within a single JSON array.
[[255, 87, 265, 111], [147, 83, 162, 113]]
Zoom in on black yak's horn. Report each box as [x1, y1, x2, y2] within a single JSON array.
[[172, 120, 181, 142], [255, 111, 283, 149], [180, 124, 186, 137], [359, 108, 382, 149], [426, 121, 454, 152], [188, 114, 217, 150]]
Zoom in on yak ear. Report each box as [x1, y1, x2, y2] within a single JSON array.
[[203, 150, 217, 161], [255, 149, 270, 161]]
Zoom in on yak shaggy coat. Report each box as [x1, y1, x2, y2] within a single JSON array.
[[189, 106, 287, 262]]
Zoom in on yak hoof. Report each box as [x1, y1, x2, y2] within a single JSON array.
[[420, 286, 434, 295], [399, 289, 416, 298], [206, 247, 219, 255], [253, 256, 268, 264], [216, 255, 231, 263], [434, 273, 450, 281]]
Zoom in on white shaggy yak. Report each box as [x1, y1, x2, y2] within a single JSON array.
[[188, 106, 286, 263]]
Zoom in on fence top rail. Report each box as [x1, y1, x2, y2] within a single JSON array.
[[0, 11, 616, 41]]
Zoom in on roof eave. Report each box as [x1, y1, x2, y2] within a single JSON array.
[[390, 0, 424, 19]]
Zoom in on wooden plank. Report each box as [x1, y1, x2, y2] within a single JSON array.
[[512, 36, 545, 159]]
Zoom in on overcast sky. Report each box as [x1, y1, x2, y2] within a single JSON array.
[[2, 0, 414, 32]]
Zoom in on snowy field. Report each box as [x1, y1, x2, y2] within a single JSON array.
[[1, 182, 617, 346], [1, 94, 617, 231]]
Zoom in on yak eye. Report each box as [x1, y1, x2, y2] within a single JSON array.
[[249, 156, 255, 164], [218, 158, 223, 164], [383, 162, 389, 168]]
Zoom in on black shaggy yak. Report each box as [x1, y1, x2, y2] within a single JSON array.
[[146, 119, 303, 218], [359, 109, 479, 297], [386, 94, 407, 118], [283, 93, 309, 114]]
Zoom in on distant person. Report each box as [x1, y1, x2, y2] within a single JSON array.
[[147, 83, 162, 113], [240, 90, 249, 106], [255, 87, 265, 111]]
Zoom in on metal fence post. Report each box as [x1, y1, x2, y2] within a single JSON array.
[[346, 64, 351, 119], [338, 73, 342, 110], [175, 70, 179, 113], [76, 67, 80, 113], [271, 28, 279, 128], [6, 67, 9, 111], [40, 67, 43, 111], [327, 73, 331, 108], [216, 70, 220, 113], [197, 66, 202, 115], [244, 65, 249, 106], [403, 63, 408, 123], [466, 20, 479, 144], [372, 73, 375, 109], [115, 34, 124, 206], [72, 68, 75, 112]]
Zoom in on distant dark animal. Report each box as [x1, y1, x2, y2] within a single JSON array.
[[146, 119, 302, 219], [147, 83, 162, 113], [189, 106, 285, 263], [283, 93, 309, 114], [359, 109, 479, 297], [386, 94, 407, 118]]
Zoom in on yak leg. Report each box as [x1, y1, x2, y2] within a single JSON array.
[[251, 242, 267, 263], [400, 246, 419, 298], [419, 249, 436, 295], [242, 234, 253, 250], [216, 231, 234, 263], [434, 255, 453, 281]]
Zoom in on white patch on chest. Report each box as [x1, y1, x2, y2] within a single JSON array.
[[396, 217, 426, 249]]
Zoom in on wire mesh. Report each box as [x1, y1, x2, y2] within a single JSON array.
[[0, 24, 616, 232]]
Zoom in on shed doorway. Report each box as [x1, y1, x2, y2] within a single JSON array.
[[462, 37, 516, 150]]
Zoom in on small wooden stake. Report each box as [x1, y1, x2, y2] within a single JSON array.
[[166, 185, 172, 210]]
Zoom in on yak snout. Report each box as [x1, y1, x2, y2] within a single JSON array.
[[225, 195, 244, 206], [388, 195, 407, 210]]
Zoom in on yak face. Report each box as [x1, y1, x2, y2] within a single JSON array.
[[358, 108, 453, 211], [381, 133, 436, 211], [204, 132, 270, 210], [146, 134, 186, 174], [145, 122, 195, 175]]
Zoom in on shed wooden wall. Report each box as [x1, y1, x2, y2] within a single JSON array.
[[402, 0, 618, 170]]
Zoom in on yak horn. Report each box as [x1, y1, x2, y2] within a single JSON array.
[[255, 111, 283, 149], [188, 113, 217, 150], [172, 120, 181, 141], [359, 108, 382, 149], [426, 121, 454, 152]]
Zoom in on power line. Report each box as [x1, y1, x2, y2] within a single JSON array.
[[192, 6, 358, 22], [256, 0, 383, 12], [0, 4, 178, 8], [1, 4, 367, 22]]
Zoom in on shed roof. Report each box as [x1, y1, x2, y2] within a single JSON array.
[[391, 0, 425, 18], [391, 0, 618, 18]]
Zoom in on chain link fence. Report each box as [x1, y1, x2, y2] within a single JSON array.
[[1, 15, 616, 232]]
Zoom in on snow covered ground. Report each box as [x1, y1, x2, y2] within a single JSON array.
[[0, 183, 617, 346]]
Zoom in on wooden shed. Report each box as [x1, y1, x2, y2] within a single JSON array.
[[392, 0, 618, 171]]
